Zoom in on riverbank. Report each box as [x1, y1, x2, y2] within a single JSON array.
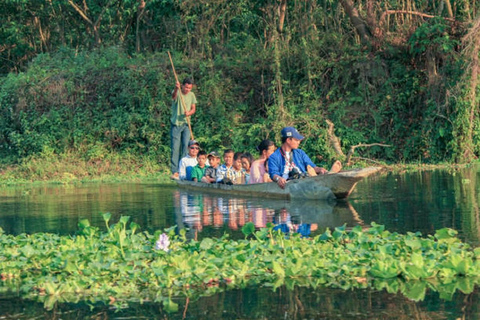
[[0, 152, 172, 186], [0, 151, 471, 186]]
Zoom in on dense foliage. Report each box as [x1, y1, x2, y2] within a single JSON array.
[[1, 1, 480, 167], [0, 217, 479, 309]]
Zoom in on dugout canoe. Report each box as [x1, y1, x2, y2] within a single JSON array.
[[175, 166, 383, 200]]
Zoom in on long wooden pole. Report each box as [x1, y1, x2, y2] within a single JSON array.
[[167, 51, 194, 140]]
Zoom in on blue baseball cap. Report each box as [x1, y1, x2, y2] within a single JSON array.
[[281, 127, 304, 140]]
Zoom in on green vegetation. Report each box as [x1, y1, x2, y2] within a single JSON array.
[[1, 1, 480, 182], [1, 216, 479, 310], [0, 148, 170, 185]]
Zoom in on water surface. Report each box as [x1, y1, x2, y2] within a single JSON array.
[[1, 165, 480, 318]]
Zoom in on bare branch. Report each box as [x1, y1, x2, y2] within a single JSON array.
[[346, 143, 391, 165], [325, 119, 346, 159], [380, 10, 457, 24], [68, 0, 93, 26], [277, 0, 287, 33], [339, 0, 372, 45]]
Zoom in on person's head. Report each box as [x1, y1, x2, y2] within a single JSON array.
[[188, 140, 200, 157], [241, 152, 254, 172], [281, 127, 304, 150], [207, 151, 221, 168], [223, 149, 235, 167], [257, 139, 276, 159], [233, 152, 243, 170], [181, 78, 194, 95], [197, 151, 207, 167]]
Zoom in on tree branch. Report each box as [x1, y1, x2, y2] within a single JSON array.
[[325, 119, 346, 159], [68, 0, 93, 26], [346, 143, 391, 165], [380, 10, 457, 24], [277, 0, 287, 34], [339, 0, 372, 45]]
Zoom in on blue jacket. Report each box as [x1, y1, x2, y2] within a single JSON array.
[[268, 148, 316, 179]]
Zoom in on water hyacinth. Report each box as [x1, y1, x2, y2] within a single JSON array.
[[155, 233, 170, 252]]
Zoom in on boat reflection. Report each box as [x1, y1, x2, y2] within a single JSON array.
[[173, 190, 364, 238]]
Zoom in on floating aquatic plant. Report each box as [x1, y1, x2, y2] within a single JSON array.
[[0, 218, 479, 310]]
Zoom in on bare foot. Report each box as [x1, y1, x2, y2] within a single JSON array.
[[307, 165, 317, 177], [329, 160, 342, 173]]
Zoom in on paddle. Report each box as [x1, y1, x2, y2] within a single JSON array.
[[167, 51, 194, 140]]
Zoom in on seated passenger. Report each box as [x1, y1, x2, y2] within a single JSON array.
[[202, 151, 221, 183], [216, 149, 235, 184], [229, 152, 247, 184], [191, 151, 208, 182], [178, 140, 200, 180], [241, 152, 254, 184], [269, 127, 342, 189], [249, 139, 276, 184]]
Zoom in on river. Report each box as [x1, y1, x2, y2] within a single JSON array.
[[0, 165, 479, 318]]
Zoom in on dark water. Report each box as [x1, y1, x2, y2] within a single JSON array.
[[1, 165, 480, 318]]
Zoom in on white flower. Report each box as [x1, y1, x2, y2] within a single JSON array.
[[155, 233, 170, 252]]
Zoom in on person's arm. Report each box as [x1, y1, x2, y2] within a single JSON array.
[[268, 153, 287, 189], [216, 166, 226, 182], [172, 81, 180, 100], [191, 168, 199, 182], [205, 167, 216, 183], [178, 159, 187, 180], [249, 161, 261, 184], [297, 149, 315, 169], [268, 154, 281, 180], [314, 166, 328, 174], [296, 150, 327, 174], [185, 103, 196, 116], [185, 93, 197, 116]]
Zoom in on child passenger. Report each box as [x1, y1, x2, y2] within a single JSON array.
[[202, 151, 221, 183], [191, 151, 208, 182], [216, 149, 235, 184], [241, 152, 254, 184], [230, 152, 246, 184]]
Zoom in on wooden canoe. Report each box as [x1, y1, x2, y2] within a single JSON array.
[[176, 166, 383, 200]]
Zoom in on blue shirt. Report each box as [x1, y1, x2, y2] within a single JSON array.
[[268, 148, 316, 180]]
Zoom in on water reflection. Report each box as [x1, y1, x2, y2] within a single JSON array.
[[172, 189, 364, 239], [0, 165, 480, 246], [1, 285, 479, 319], [350, 164, 480, 246], [0, 184, 177, 235]]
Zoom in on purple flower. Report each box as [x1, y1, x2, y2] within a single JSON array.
[[155, 233, 170, 252]]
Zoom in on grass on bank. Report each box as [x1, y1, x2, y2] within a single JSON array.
[[0, 149, 473, 186], [0, 150, 173, 185]]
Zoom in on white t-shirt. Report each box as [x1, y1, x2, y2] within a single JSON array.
[[179, 155, 198, 180], [282, 151, 298, 179]]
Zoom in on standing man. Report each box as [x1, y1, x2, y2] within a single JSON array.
[[170, 78, 197, 180], [269, 126, 342, 189]]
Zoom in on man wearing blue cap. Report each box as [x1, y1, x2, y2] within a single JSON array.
[[268, 127, 342, 189]]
